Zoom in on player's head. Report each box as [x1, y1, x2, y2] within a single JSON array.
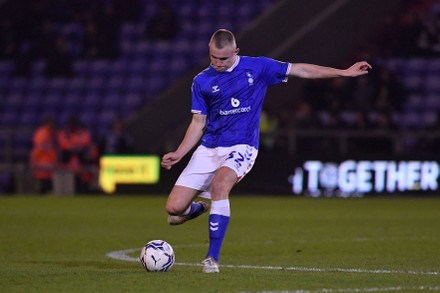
[[208, 29, 239, 72]]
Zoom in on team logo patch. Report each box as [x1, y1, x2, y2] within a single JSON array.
[[245, 71, 254, 86]]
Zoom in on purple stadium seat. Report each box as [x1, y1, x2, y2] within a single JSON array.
[[0, 111, 18, 127], [423, 111, 437, 127], [401, 74, 423, 92], [62, 92, 81, 111], [129, 58, 148, 76], [102, 93, 122, 110], [90, 60, 111, 76], [86, 76, 106, 93], [426, 59, 440, 75], [0, 61, 15, 75], [405, 93, 424, 110], [81, 93, 102, 111], [120, 23, 140, 42], [28, 76, 48, 93], [12, 133, 31, 162], [30, 60, 46, 76], [106, 75, 127, 94], [126, 76, 146, 93], [398, 111, 421, 129], [18, 110, 40, 127], [41, 94, 61, 113], [5, 93, 24, 112], [0, 76, 11, 94], [110, 60, 130, 76], [404, 58, 427, 75], [57, 110, 77, 126], [145, 76, 166, 95], [424, 75, 440, 93], [78, 110, 97, 128], [66, 77, 86, 94], [97, 110, 116, 129], [10, 77, 28, 94], [23, 93, 42, 110], [382, 58, 403, 72], [46, 78, 68, 95], [132, 41, 154, 60], [121, 93, 143, 114], [424, 94, 440, 110], [168, 58, 189, 79], [73, 60, 91, 76]]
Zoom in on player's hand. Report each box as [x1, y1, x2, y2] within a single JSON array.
[[161, 152, 182, 170], [346, 61, 372, 77]]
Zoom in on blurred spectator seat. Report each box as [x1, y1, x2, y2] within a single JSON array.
[[66, 77, 86, 94], [0, 61, 15, 75], [73, 60, 91, 76], [28, 76, 48, 93], [0, 111, 18, 127], [424, 75, 440, 93], [18, 110, 40, 127]]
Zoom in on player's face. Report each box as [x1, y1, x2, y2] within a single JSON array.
[[209, 43, 239, 72]]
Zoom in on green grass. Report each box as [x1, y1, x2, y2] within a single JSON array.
[[1, 195, 439, 292]]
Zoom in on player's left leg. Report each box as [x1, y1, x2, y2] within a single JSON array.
[[166, 146, 217, 225], [166, 185, 208, 225]]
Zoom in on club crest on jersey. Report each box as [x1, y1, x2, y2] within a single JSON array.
[[212, 85, 220, 93], [245, 71, 254, 86]]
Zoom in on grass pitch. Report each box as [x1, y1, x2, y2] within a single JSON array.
[[1, 195, 439, 292]]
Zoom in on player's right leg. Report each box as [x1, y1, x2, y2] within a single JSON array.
[[202, 145, 258, 273], [166, 185, 209, 225]]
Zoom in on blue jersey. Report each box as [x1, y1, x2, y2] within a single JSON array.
[[191, 56, 290, 149]]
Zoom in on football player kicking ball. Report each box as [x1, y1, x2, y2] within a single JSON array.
[[161, 29, 371, 273]]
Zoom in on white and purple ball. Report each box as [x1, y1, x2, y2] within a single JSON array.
[[140, 240, 175, 272]]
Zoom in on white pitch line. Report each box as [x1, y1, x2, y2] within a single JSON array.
[[106, 248, 440, 276], [304, 286, 440, 292]]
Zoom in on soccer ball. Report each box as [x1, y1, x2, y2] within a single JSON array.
[[140, 240, 175, 272]]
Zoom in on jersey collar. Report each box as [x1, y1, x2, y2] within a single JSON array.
[[226, 56, 240, 72]]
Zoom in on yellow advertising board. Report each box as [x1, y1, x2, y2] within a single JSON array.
[[99, 155, 160, 193]]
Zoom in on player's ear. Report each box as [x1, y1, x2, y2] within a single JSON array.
[[235, 48, 240, 55]]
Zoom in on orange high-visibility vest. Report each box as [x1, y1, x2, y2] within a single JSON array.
[[30, 125, 58, 179]]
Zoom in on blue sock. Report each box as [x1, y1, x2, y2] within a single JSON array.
[[206, 214, 230, 262], [187, 202, 204, 217]]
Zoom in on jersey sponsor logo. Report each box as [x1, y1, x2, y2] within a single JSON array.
[[219, 97, 251, 116], [231, 97, 240, 107], [219, 106, 251, 116]]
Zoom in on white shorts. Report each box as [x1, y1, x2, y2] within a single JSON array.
[[175, 144, 258, 194]]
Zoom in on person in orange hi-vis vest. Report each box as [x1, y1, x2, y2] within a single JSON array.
[[57, 115, 98, 193], [30, 115, 58, 194]]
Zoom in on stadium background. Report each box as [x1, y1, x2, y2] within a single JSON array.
[[1, 0, 440, 196]]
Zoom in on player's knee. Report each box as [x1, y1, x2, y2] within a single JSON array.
[[211, 168, 237, 200], [211, 181, 230, 201], [165, 202, 183, 215]]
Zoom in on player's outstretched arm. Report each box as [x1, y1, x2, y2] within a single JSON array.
[[289, 61, 372, 79], [161, 113, 206, 170]]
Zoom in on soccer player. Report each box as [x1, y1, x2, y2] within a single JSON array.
[[161, 29, 371, 273]]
